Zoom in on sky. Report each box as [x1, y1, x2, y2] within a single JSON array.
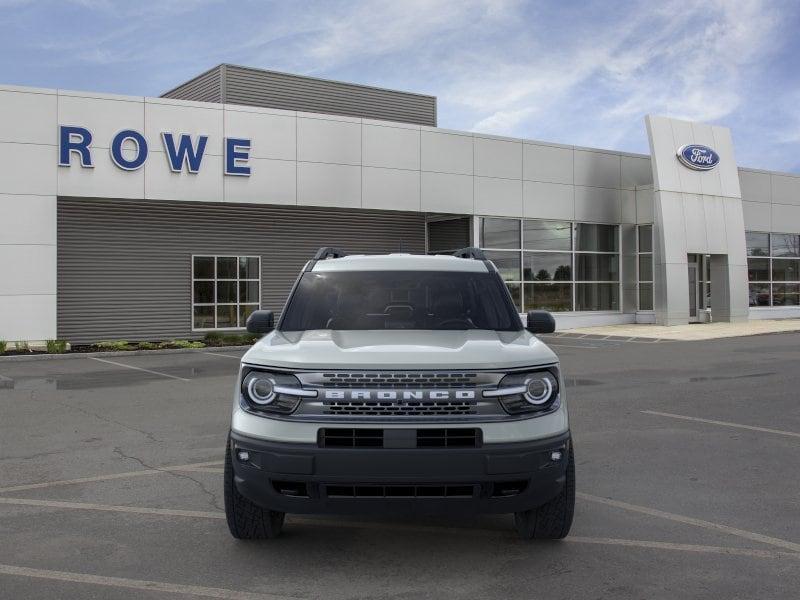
[[2, 0, 799, 172]]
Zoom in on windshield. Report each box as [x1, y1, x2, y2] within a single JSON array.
[[280, 270, 522, 332]]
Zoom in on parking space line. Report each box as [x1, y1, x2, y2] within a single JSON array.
[[0, 460, 223, 493], [642, 410, 800, 439], [0, 563, 297, 600], [202, 352, 244, 359], [578, 492, 800, 553], [88, 357, 191, 382], [3, 495, 800, 561], [0, 497, 224, 519], [175, 466, 225, 474]]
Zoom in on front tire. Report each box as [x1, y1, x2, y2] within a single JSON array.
[[224, 437, 285, 539], [514, 443, 575, 540]]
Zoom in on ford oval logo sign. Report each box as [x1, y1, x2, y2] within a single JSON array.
[[676, 144, 720, 171]]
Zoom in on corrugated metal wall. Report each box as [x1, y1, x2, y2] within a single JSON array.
[[427, 218, 471, 253], [57, 198, 426, 344], [161, 66, 222, 103], [161, 64, 436, 127]]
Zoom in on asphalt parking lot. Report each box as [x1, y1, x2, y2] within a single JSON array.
[[1, 334, 799, 599]]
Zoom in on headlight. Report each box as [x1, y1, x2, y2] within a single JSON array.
[[240, 368, 316, 414], [483, 368, 560, 414]]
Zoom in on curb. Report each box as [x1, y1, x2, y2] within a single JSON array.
[[0, 345, 252, 363]]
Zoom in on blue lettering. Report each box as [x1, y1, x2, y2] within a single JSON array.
[[110, 129, 148, 171], [224, 138, 251, 176], [161, 133, 208, 173], [58, 125, 93, 168]]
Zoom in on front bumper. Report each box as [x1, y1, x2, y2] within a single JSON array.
[[230, 430, 571, 515]]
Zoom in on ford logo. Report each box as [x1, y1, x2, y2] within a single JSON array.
[[676, 144, 720, 171]]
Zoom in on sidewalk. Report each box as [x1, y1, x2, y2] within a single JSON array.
[[556, 319, 800, 341]]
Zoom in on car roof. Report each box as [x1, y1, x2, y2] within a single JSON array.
[[310, 253, 489, 273]]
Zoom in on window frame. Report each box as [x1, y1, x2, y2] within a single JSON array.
[[746, 231, 800, 308], [191, 254, 262, 331], [637, 224, 654, 311], [479, 217, 622, 313]]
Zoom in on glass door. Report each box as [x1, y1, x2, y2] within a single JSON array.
[[688, 255, 701, 323]]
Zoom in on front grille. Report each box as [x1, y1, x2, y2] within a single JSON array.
[[416, 428, 481, 448], [325, 484, 477, 498], [319, 428, 383, 448], [320, 372, 479, 388], [319, 428, 481, 448], [325, 399, 476, 417]]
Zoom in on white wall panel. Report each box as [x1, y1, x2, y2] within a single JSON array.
[[691, 121, 724, 197], [738, 170, 771, 203], [771, 203, 800, 234], [224, 109, 296, 161], [297, 162, 361, 208], [58, 147, 145, 199], [522, 181, 573, 220], [0, 143, 57, 196], [421, 171, 472, 213], [474, 137, 521, 179], [0, 195, 56, 245], [421, 131, 472, 175], [741, 200, 770, 231], [573, 150, 620, 189], [144, 99, 223, 155], [474, 177, 521, 217], [703, 196, 729, 253], [771, 174, 800, 206], [711, 124, 741, 199], [574, 186, 620, 223], [0, 294, 56, 340], [297, 117, 361, 166], [523, 143, 573, 184], [621, 189, 636, 223], [0, 90, 57, 145], [224, 158, 296, 205], [362, 167, 420, 211], [645, 115, 680, 192], [58, 94, 144, 149], [621, 156, 652, 189], [0, 244, 56, 295], [362, 124, 419, 171], [682, 194, 707, 252], [635, 188, 654, 223], [145, 154, 223, 202]]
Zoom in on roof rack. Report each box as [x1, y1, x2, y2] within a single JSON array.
[[453, 247, 487, 260], [312, 247, 347, 260]]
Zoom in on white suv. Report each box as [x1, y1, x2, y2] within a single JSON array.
[[224, 247, 574, 540]]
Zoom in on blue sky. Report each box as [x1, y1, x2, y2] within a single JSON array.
[[2, 0, 799, 172]]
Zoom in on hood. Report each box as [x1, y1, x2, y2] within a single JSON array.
[[242, 329, 558, 370]]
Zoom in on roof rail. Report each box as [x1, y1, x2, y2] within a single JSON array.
[[453, 247, 487, 260], [312, 247, 347, 260]]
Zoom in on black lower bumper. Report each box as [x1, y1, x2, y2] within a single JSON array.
[[230, 430, 571, 515]]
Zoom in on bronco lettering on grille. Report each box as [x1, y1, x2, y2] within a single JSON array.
[[323, 390, 476, 400]]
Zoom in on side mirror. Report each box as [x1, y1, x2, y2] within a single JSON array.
[[246, 310, 274, 334], [526, 310, 556, 334]]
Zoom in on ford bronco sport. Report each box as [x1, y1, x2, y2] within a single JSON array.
[[224, 247, 574, 540]]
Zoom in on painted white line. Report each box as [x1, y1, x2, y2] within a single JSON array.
[[175, 466, 224, 474], [0, 497, 224, 519], [578, 492, 800, 553], [642, 410, 800, 439], [0, 563, 298, 600], [0, 460, 223, 493], [202, 352, 243, 359], [564, 536, 798, 559], [3, 496, 798, 562], [89, 357, 191, 382], [546, 343, 600, 349]]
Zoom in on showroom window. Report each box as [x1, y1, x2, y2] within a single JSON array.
[[746, 232, 800, 307], [480, 218, 619, 312], [637, 225, 654, 310], [192, 256, 261, 330]]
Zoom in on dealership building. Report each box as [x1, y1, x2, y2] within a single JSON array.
[[1, 64, 799, 344]]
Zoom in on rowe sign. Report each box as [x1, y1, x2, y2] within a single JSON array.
[[57, 126, 252, 176]]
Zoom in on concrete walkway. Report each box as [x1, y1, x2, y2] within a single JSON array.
[[559, 319, 800, 341]]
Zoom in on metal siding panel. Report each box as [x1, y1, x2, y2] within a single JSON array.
[[222, 66, 436, 126], [57, 198, 426, 344], [161, 67, 222, 103], [427, 218, 470, 252]]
